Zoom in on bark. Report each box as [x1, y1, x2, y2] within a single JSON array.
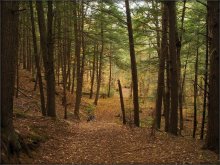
[[89, 44, 96, 99], [206, 0, 219, 152], [36, 1, 56, 117], [71, 58, 76, 94], [108, 44, 112, 98], [1, 2, 22, 163], [193, 45, 199, 138], [29, 1, 46, 116], [125, 0, 140, 127], [94, 2, 104, 106], [155, 3, 167, 129], [200, 15, 208, 140], [118, 80, 126, 124], [46, 1, 56, 117], [164, 44, 170, 132], [167, 1, 178, 135], [178, 0, 186, 132], [62, 19, 68, 119], [74, 0, 82, 119]]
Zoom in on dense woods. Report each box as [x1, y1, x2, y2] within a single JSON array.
[[1, 0, 219, 164]]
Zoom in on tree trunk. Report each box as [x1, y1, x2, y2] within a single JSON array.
[[178, 0, 186, 132], [200, 15, 208, 140], [108, 44, 112, 98], [74, 0, 82, 119], [205, 0, 219, 152], [193, 45, 199, 138], [71, 58, 76, 94], [94, 2, 104, 106], [167, 1, 179, 135], [29, 1, 46, 116], [46, 1, 56, 117], [125, 0, 140, 127], [89, 44, 96, 99], [155, 2, 168, 129], [36, 1, 56, 117], [1, 2, 22, 163], [118, 80, 126, 125]]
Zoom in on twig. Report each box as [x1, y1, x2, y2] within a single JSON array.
[[191, 80, 209, 95], [196, 0, 207, 7], [14, 87, 33, 99]]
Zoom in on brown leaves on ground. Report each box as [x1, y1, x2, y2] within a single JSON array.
[[13, 69, 219, 164]]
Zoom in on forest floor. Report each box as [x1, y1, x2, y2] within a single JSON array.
[[13, 69, 219, 164]]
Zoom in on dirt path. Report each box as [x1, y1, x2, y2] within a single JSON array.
[[16, 96, 218, 164]]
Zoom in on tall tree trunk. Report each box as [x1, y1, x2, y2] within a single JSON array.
[[164, 44, 170, 132], [125, 0, 140, 127], [118, 80, 126, 124], [22, 14, 27, 70], [94, 2, 104, 106], [177, 0, 186, 132], [167, 1, 179, 135], [74, 0, 82, 119], [71, 58, 76, 94], [155, 2, 168, 129], [205, 0, 219, 152], [108, 44, 112, 98], [36, 1, 56, 117], [200, 15, 208, 140], [1, 2, 21, 163], [193, 45, 199, 138], [89, 44, 96, 99], [46, 1, 56, 117], [29, 1, 46, 116]]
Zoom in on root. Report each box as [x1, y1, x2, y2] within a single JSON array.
[[1, 129, 32, 164]]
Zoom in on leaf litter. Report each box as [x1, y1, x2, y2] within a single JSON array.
[[13, 69, 219, 164]]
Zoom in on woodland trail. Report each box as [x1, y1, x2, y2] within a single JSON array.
[[14, 71, 218, 164], [17, 94, 218, 164]]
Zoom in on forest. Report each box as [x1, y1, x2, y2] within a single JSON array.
[[1, 0, 219, 164]]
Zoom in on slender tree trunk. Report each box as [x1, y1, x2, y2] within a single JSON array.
[[125, 0, 140, 127], [46, 1, 56, 117], [16, 49, 19, 98], [167, 1, 179, 135], [71, 58, 76, 94], [74, 0, 82, 119], [200, 15, 208, 140], [206, 0, 219, 152], [193, 45, 199, 138], [89, 44, 96, 99], [177, 0, 186, 132], [118, 80, 126, 124], [108, 44, 112, 98], [22, 15, 27, 70], [29, 1, 46, 116], [155, 2, 167, 129], [36, 1, 56, 117], [94, 2, 104, 106]]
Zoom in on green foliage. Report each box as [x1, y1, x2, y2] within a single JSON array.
[[85, 104, 95, 116]]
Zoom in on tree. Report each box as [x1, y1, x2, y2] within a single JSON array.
[[36, 1, 56, 117], [29, 1, 46, 116], [205, 0, 219, 152], [200, 14, 208, 140], [167, 1, 179, 135], [94, 1, 104, 106], [1, 1, 22, 163], [73, 0, 82, 119], [89, 44, 97, 99], [193, 43, 199, 138], [155, 2, 167, 129], [125, 0, 140, 127], [118, 80, 126, 124]]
